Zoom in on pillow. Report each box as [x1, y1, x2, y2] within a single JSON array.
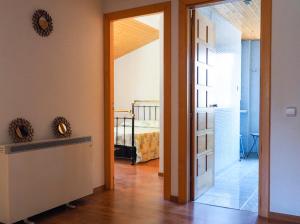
[[119, 120, 160, 128], [135, 120, 160, 128]]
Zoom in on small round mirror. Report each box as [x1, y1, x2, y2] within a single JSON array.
[[32, 9, 53, 37], [58, 123, 67, 135], [9, 118, 34, 143], [15, 125, 29, 139], [53, 117, 72, 138], [38, 16, 49, 30]]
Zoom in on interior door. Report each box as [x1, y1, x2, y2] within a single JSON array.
[[190, 9, 216, 200]]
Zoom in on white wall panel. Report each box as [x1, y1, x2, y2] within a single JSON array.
[[270, 0, 300, 216]]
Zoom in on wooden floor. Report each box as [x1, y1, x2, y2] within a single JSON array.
[[23, 159, 292, 224]]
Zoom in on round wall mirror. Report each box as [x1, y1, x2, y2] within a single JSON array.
[[32, 9, 53, 37], [9, 118, 34, 143], [53, 117, 72, 138]]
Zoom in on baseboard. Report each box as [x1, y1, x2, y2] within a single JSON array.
[[170, 195, 178, 203], [269, 212, 300, 223], [158, 172, 164, 177], [93, 185, 106, 193]]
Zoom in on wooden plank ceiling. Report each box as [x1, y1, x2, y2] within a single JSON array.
[[213, 0, 261, 40], [113, 18, 159, 59]]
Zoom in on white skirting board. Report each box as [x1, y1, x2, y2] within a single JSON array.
[[0, 136, 93, 224]]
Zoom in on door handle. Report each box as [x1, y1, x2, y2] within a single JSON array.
[[209, 104, 218, 108]]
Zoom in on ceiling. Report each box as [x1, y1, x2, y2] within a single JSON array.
[[213, 0, 261, 40], [112, 1, 260, 58], [113, 18, 160, 59]]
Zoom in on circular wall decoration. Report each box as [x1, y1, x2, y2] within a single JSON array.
[[9, 118, 34, 143], [32, 9, 53, 37], [52, 117, 72, 138]]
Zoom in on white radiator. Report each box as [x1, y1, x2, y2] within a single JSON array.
[[0, 136, 93, 224]]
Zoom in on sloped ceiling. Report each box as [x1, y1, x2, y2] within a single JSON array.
[[113, 18, 160, 59], [213, 0, 261, 40]]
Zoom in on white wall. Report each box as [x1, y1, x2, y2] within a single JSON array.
[[241, 40, 260, 151], [0, 0, 104, 188], [270, 0, 300, 216], [104, 0, 179, 196], [249, 41, 260, 140], [241, 40, 261, 152], [114, 41, 160, 110]]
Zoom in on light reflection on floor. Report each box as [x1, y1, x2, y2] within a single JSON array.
[[195, 157, 258, 213]]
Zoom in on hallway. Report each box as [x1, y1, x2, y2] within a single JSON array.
[[21, 160, 288, 224]]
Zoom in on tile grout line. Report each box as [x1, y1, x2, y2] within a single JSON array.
[[240, 189, 258, 211]]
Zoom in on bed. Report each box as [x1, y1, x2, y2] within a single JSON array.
[[114, 100, 160, 164]]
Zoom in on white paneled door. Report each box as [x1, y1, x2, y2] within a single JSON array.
[[190, 9, 217, 200]]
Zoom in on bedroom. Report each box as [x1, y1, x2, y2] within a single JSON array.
[[113, 13, 164, 188]]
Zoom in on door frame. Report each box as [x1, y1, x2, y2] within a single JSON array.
[[178, 0, 272, 218], [104, 2, 172, 200]]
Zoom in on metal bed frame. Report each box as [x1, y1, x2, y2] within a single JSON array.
[[114, 100, 160, 164]]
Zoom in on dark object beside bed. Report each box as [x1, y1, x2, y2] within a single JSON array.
[[114, 115, 137, 164]]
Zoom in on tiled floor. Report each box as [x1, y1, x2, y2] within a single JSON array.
[[195, 157, 258, 213]]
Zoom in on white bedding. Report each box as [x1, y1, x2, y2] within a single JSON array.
[[114, 120, 160, 163]]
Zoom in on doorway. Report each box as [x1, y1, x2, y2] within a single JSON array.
[[113, 12, 164, 190], [190, 1, 261, 213], [178, 0, 271, 218], [104, 2, 172, 200]]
